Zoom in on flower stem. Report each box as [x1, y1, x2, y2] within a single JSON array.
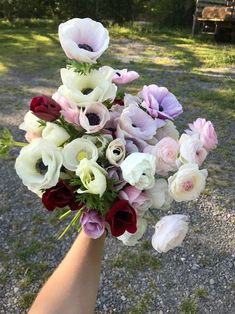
[[58, 208, 84, 240], [12, 141, 27, 147], [59, 209, 72, 220]]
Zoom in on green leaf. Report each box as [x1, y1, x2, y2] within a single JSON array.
[[66, 60, 101, 76], [55, 116, 84, 142], [70, 177, 118, 217]]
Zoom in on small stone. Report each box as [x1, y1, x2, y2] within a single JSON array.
[[121, 296, 126, 301], [210, 279, 215, 285], [159, 311, 163, 314], [13, 287, 19, 293]]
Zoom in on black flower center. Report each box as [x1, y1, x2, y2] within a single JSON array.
[[36, 159, 48, 175], [86, 113, 101, 126], [113, 149, 120, 155], [132, 124, 137, 128], [82, 88, 93, 95], [159, 104, 164, 112], [78, 44, 93, 52], [116, 72, 121, 77]]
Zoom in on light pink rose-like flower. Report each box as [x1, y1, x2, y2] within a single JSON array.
[[52, 92, 80, 125], [140, 84, 183, 120], [185, 118, 218, 151], [112, 69, 139, 85], [80, 211, 105, 239], [117, 103, 157, 141], [145, 137, 179, 176], [119, 186, 152, 217], [79, 102, 110, 133], [178, 134, 208, 166], [58, 18, 109, 63], [25, 131, 41, 143]]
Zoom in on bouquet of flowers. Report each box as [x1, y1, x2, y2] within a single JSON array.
[[0, 18, 218, 252]]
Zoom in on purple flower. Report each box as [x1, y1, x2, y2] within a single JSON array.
[[107, 166, 126, 191], [80, 211, 105, 239], [112, 69, 139, 85], [117, 103, 157, 141], [140, 84, 183, 120]]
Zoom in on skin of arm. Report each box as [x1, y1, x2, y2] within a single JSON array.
[[29, 230, 105, 314]]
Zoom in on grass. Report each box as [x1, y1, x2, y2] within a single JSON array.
[[180, 297, 198, 314], [110, 249, 161, 273]]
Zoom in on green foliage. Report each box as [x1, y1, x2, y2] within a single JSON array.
[[0, 128, 13, 157], [66, 60, 101, 76], [194, 288, 208, 299], [0, 0, 195, 27], [71, 177, 118, 217], [180, 297, 198, 314], [55, 116, 83, 141]]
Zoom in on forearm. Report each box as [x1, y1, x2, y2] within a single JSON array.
[[29, 230, 105, 314]]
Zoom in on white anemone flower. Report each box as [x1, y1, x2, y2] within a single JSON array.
[[15, 138, 62, 194], [58, 68, 117, 107], [76, 159, 107, 197], [42, 122, 70, 146], [58, 18, 109, 63], [62, 138, 98, 171]]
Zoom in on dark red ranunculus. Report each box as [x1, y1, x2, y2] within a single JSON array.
[[42, 181, 82, 211], [112, 98, 124, 106], [105, 200, 137, 237], [30, 95, 61, 122]]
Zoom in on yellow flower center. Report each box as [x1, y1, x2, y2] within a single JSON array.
[[77, 151, 88, 161]]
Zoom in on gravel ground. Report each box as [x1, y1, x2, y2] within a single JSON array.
[[0, 37, 235, 314]]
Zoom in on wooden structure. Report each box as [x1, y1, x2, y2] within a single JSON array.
[[192, 0, 235, 41]]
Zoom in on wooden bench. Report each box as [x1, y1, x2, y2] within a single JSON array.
[[192, 0, 235, 41]]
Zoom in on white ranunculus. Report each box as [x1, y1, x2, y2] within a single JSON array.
[[19, 111, 44, 135], [155, 120, 179, 141], [168, 163, 208, 202], [76, 159, 107, 196], [120, 152, 156, 190], [178, 134, 208, 166], [106, 138, 126, 166], [152, 215, 189, 253], [117, 218, 147, 246], [42, 122, 70, 146], [59, 18, 109, 64], [82, 134, 112, 156], [58, 68, 117, 107], [146, 179, 173, 209], [15, 138, 62, 193], [62, 138, 98, 171]]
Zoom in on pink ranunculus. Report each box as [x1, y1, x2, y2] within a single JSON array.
[[112, 69, 139, 85], [200, 121, 218, 151], [119, 186, 152, 217], [145, 137, 179, 176], [140, 84, 183, 120], [186, 118, 218, 151], [52, 92, 80, 125], [58, 18, 109, 64], [25, 131, 41, 143], [80, 211, 105, 239], [117, 103, 157, 141], [79, 102, 110, 133]]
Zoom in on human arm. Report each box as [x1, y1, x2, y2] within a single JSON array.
[[29, 230, 105, 314]]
